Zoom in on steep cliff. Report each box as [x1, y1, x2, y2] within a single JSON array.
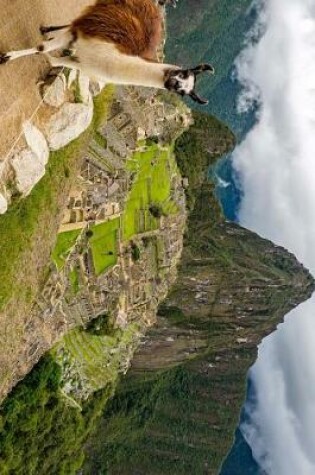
[[0, 84, 192, 474], [82, 115, 315, 474], [0, 84, 190, 403]]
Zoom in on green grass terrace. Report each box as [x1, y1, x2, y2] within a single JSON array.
[[123, 143, 178, 240], [89, 218, 120, 276], [51, 229, 82, 270]]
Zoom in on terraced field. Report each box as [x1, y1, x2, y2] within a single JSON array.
[[89, 218, 120, 276], [59, 323, 140, 392], [123, 143, 179, 239], [52, 229, 82, 270]]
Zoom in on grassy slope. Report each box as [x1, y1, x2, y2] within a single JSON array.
[[52, 229, 82, 270], [56, 322, 140, 393], [0, 85, 114, 311]]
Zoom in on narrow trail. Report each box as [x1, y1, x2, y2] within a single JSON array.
[[0, 0, 91, 161]]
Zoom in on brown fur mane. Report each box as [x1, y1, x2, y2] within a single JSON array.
[[71, 0, 162, 60]]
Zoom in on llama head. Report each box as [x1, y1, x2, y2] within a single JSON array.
[[164, 63, 214, 105]]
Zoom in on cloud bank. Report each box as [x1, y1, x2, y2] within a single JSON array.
[[231, 0, 315, 473]]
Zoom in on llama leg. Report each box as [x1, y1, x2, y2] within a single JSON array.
[[37, 55, 80, 96], [45, 54, 81, 71], [0, 29, 73, 65], [39, 24, 70, 36]]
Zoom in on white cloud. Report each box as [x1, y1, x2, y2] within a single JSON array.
[[231, 0, 315, 473], [242, 297, 315, 475]]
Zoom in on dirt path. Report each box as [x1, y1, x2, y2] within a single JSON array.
[[0, 0, 91, 161]]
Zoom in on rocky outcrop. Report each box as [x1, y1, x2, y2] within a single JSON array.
[[43, 75, 67, 108], [44, 99, 94, 151], [0, 192, 7, 214], [11, 122, 49, 196], [1, 72, 94, 207]]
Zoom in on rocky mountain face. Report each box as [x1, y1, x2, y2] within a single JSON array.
[[82, 118, 315, 475]]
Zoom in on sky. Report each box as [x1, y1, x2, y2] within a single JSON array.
[[230, 0, 315, 473]]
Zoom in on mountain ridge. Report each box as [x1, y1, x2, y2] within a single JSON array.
[[82, 113, 315, 474]]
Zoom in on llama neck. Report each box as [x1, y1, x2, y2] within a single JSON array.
[[110, 56, 176, 89], [74, 39, 179, 88]]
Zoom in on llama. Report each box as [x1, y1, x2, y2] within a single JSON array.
[[0, 0, 214, 104]]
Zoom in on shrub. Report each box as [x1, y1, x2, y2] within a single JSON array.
[[149, 204, 164, 219], [130, 243, 141, 262], [86, 314, 112, 336]]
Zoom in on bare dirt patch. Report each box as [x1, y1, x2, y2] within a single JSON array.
[[0, 0, 91, 161]]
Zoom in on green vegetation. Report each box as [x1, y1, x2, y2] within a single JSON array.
[[69, 267, 80, 294], [83, 364, 244, 474], [56, 319, 140, 394], [89, 218, 120, 275], [92, 85, 115, 131], [86, 313, 113, 336], [51, 229, 81, 270], [149, 203, 165, 219], [94, 130, 108, 149], [174, 111, 235, 210], [74, 80, 83, 104], [130, 242, 141, 262], [0, 355, 113, 475], [123, 143, 178, 239]]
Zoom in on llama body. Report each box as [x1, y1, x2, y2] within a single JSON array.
[[0, 0, 214, 103], [47, 36, 177, 89]]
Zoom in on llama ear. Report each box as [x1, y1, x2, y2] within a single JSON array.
[[189, 91, 209, 105], [191, 64, 215, 75]]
